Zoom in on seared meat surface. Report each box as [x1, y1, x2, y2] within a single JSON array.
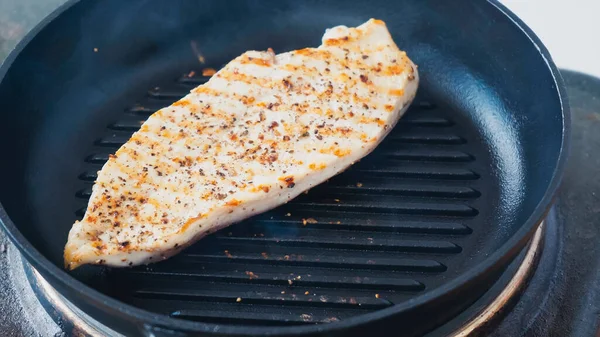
[[64, 19, 419, 269]]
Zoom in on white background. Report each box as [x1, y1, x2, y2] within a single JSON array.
[[502, 0, 600, 78]]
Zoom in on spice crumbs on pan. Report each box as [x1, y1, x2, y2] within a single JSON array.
[[375, 294, 380, 299], [300, 314, 312, 322], [356, 182, 363, 187], [93, 47, 98, 52], [245, 271, 259, 279], [305, 291, 310, 295], [236, 297, 242, 302], [202, 68, 217, 76]]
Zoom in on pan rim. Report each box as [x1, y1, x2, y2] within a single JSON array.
[[0, 0, 571, 335]]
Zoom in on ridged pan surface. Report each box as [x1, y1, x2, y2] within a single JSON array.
[[72, 70, 488, 325]]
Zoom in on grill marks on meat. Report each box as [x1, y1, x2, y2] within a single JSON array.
[[64, 19, 419, 269]]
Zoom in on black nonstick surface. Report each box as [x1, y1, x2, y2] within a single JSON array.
[[0, 0, 568, 336]]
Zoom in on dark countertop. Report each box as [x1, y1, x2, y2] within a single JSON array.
[[0, 0, 65, 62]]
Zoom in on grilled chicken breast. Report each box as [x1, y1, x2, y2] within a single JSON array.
[[64, 19, 419, 269]]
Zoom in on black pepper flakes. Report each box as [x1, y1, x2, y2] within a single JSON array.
[[282, 79, 293, 90]]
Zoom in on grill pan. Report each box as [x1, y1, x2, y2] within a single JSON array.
[[0, 0, 569, 336]]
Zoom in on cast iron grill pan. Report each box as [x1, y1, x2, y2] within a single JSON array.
[[70, 68, 494, 326], [0, 1, 568, 335]]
